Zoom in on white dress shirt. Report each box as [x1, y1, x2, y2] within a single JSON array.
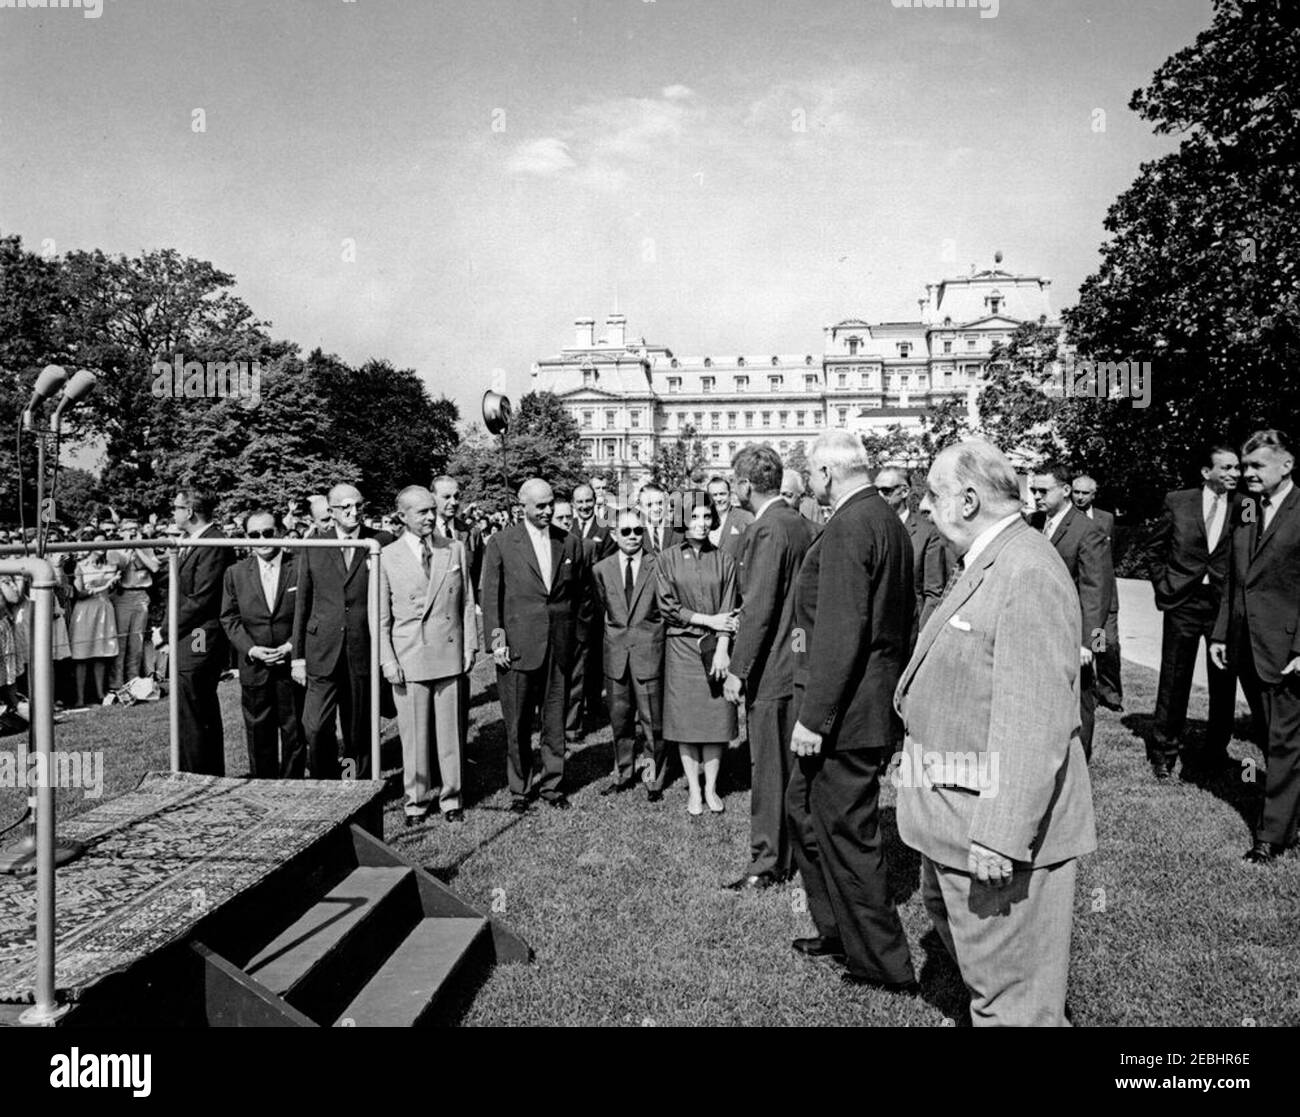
[[753, 495, 783, 521], [1043, 506, 1069, 540], [1263, 479, 1293, 532], [256, 553, 282, 612], [1202, 485, 1227, 556], [898, 507, 910, 526], [525, 519, 552, 590], [622, 552, 641, 586], [963, 513, 1023, 571]]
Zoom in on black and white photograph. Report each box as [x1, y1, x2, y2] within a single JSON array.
[[0, 0, 1295, 1075]]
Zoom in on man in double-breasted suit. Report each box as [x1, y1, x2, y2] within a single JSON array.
[[291, 483, 394, 780], [1030, 465, 1114, 760], [897, 440, 1096, 1027], [220, 509, 304, 778], [876, 466, 952, 639], [565, 483, 616, 740], [171, 489, 234, 776], [482, 478, 585, 811], [1212, 429, 1300, 864], [1149, 447, 1244, 778], [723, 446, 815, 890], [1072, 475, 1123, 710], [593, 509, 668, 800], [380, 486, 478, 823], [432, 475, 484, 748], [785, 431, 917, 993], [707, 476, 754, 561]]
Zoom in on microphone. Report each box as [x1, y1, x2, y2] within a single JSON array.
[[21, 365, 68, 430], [51, 369, 99, 433]]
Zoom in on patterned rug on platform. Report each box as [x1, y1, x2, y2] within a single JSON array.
[[0, 772, 384, 1004]]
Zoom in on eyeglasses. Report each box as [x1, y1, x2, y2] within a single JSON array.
[[618, 527, 644, 537], [1028, 487, 1051, 495], [246, 530, 276, 540], [876, 485, 901, 495], [330, 502, 363, 512]]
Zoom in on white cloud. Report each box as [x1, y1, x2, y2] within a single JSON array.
[[662, 84, 694, 101], [505, 137, 576, 177]]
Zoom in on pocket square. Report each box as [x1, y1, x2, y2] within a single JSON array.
[[948, 615, 972, 632], [286, 586, 297, 593]]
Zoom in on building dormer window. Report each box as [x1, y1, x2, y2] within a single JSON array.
[[701, 376, 714, 393], [769, 375, 783, 391], [805, 374, 817, 390], [704, 357, 713, 368], [943, 340, 952, 354], [735, 375, 748, 391], [771, 356, 779, 367], [967, 338, 977, 350], [670, 358, 679, 369], [848, 337, 860, 356], [989, 299, 1001, 315], [805, 355, 813, 366], [943, 316, 952, 327], [668, 376, 681, 392], [582, 368, 595, 387], [737, 356, 746, 367], [897, 342, 911, 358]]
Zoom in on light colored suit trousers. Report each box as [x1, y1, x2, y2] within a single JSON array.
[[921, 855, 1076, 1027], [393, 676, 462, 812]]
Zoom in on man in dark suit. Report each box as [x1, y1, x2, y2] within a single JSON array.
[[291, 482, 394, 780], [220, 509, 305, 778], [875, 466, 951, 638], [639, 483, 684, 555], [1212, 429, 1300, 864], [1072, 474, 1123, 711], [482, 478, 585, 812], [564, 483, 616, 740], [1030, 464, 1114, 761], [171, 489, 234, 775], [785, 431, 917, 993], [1149, 446, 1243, 779], [723, 446, 815, 890], [707, 476, 754, 561], [593, 508, 668, 801]]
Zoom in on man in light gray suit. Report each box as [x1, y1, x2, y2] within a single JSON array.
[[895, 441, 1096, 1027], [379, 486, 478, 824]]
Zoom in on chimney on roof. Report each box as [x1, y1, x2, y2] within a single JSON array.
[[575, 317, 595, 348], [606, 312, 626, 348]]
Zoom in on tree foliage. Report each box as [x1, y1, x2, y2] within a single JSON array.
[[1062, 0, 1300, 514]]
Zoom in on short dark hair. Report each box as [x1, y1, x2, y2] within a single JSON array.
[[681, 489, 720, 531], [706, 475, 731, 493], [176, 487, 217, 521], [1202, 444, 1239, 470], [1241, 429, 1293, 458], [1033, 461, 1072, 486], [732, 445, 783, 494]]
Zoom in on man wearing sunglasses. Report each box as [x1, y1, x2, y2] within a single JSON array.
[[875, 466, 952, 640], [291, 483, 395, 780], [592, 510, 668, 800], [220, 510, 305, 778]]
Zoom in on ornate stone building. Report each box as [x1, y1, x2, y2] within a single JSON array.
[[529, 256, 1057, 481]]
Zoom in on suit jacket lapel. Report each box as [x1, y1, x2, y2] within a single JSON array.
[[628, 553, 654, 615], [900, 519, 1022, 695], [513, 525, 547, 590], [549, 529, 564, 592], [424, 543, 451, 615], [1050, 507, 1073, 546], [1252, 486, 1299, 562], [272, 556, 293, 615]]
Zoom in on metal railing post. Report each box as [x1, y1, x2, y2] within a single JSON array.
[[368, 541, 382, 780], [167, 547, 180, 773]]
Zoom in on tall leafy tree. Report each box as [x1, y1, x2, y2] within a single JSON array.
[[977, 321, 1065, 460], [653, 423, 708, 490], [1063, 0, 1300, 514]]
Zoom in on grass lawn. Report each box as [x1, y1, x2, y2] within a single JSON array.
[[2, 659, 1297, 1026]]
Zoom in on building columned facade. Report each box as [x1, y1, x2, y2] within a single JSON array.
[[529, 256, 1057, 481]]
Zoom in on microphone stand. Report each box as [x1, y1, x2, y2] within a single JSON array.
[[0, 404, 85, 874]]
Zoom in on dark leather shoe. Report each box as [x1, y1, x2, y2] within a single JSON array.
[[723, 872, 778, 892], [792, 936, 845, 959], [546, 795, 572, 810], [646, 789, 664, 803], [508, 799, 530, 816], [840, 973, 920, 995], [443, 808, 464, 824], [1243, 840, 1281, 864], [600, 779, 637, 797]]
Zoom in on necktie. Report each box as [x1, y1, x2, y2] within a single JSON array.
[[421, 535, 433, 578], [1205, 494, 1224, 552], [1255, 496, 1271, 553], [939, 558, 965, 603], [624, 557, 635, 607], [342, 537, 354, 570]]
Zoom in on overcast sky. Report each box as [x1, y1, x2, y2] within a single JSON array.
[[0, 0, 1212, 425]]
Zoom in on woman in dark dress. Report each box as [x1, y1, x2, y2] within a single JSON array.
[[656, 492, 740, 815]]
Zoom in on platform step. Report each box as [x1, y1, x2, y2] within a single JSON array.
[[245, 866, 415, 1009], [333, 917, 489, 1027]]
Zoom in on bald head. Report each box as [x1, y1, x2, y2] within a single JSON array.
[[395, 485, 436, 538], [921, 440, 1023, 554], [518, 478, 554, 530], [328, 484, 363, 533]]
